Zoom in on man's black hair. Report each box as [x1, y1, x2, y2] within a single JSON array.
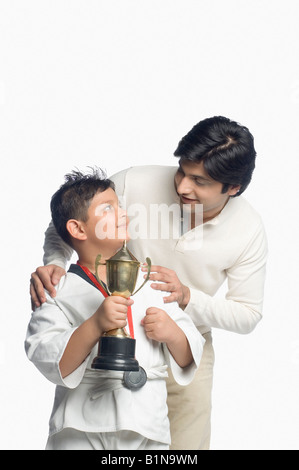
[[174, 116, 256, 196]]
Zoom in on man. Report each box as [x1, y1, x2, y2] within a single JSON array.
[[30, 116, 267, 450]]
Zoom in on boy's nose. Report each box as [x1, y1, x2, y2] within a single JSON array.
[[117, 207, 128, 223]]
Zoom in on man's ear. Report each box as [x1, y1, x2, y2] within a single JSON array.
[[227, 184, 241, 196], [66, 219, 87, 241]]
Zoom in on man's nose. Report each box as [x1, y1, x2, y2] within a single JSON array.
[[177, 176, 192, 194]]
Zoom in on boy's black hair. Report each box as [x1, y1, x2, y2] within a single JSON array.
[[174, 116, 256, 196], [50, 168, 115, 246]]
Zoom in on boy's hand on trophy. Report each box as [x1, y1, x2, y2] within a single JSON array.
[[94, 296, 134, 334], [142, 265, 190, 308], [30, 264, 66, 310]]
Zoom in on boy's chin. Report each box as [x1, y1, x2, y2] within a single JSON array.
[[118, 231, 130, 244], [115, 234, 130, 247]]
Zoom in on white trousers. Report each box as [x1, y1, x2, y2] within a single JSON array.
[[46, 429, 169, 450]]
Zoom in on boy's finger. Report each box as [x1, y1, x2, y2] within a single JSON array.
[[146, 307, 158, 315], [113, 297, 134, 306]]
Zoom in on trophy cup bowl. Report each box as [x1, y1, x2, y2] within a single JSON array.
[[91, 241, 151, 371]]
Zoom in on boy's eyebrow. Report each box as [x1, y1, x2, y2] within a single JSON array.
[[94, 200, 117, 214], [97, 199, 115, 205]]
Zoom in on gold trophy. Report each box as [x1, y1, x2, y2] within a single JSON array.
[[91, 241, 151, 372]]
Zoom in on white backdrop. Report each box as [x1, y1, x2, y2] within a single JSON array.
[[0, 0, 298, 450]]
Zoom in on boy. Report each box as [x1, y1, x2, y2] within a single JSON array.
[[25, 169, 204, 450]]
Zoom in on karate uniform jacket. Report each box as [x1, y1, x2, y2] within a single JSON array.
[[25, 267, 204, 445]]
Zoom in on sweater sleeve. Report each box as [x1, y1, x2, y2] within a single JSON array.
[[43, 220, 74, 268], [185, 222, 268, 334]]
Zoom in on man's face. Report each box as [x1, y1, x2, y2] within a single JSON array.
[[174, 159, 239, 220]]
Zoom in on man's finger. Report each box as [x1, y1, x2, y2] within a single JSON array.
[[162, 294, 177, 304], [35, 268, 57, 297], [30, 273, 48, 302], [30, 281, 40, 309], [142, 265, 167, 274], [51, 266, 66, 286], [150, 282, 173, 292], [147, 272, 170, 282]]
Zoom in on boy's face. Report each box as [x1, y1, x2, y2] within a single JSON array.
[[84, 188, 129, 247]]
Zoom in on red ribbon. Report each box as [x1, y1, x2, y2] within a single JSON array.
[[76, 262, 134, 339]]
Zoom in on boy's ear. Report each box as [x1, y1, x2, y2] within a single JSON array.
[[66, 219, 87, 241]]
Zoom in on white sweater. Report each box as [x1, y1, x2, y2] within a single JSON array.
[[43, 165, 267, 335]]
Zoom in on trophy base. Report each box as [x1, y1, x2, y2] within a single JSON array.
[[92, 336, 140, 372]]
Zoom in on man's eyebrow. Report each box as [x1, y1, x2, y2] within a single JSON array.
[[179, 164, 212, 182], [191, 174, 212, 182]]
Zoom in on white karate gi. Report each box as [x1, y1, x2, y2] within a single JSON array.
[[25, 267, 204, 450]]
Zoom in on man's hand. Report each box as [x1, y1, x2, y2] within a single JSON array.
[[142, 265, 190, 308], [30, 265, 66, 309]]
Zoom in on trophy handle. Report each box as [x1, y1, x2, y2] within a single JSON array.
[[132, 257, 152, 296], [95, 254, 110, 294]]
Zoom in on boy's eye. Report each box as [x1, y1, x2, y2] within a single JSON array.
[[103, 204, 114, 212]]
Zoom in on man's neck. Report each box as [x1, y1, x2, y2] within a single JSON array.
[[201, 198, 230, 225]]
